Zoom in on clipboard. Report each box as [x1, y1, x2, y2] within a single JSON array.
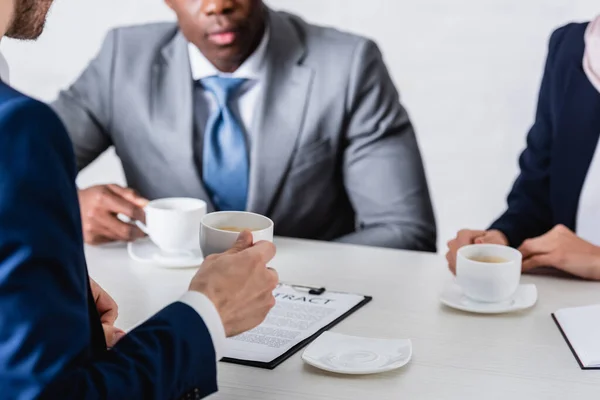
[[221, 284, 372, 370], [552, 313, 600, 370]]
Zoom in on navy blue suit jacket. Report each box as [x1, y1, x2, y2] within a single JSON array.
[[490, 23, 600, 247], [0, 82, 217, 399]]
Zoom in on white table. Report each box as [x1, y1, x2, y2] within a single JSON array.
[[86, 238, 600, 400]]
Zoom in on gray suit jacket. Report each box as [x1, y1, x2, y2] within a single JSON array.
[[52, 9, 437, 251]]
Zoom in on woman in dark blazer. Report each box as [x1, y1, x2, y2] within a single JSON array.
[[447, 21, 600, 281]]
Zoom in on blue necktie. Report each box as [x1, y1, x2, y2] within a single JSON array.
[[201, 77, 249, 211]]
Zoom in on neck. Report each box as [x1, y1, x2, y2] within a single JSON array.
[[0, 0, 14, 38]]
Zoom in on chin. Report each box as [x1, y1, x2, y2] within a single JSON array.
[[217, 47, 247, 63], [6, 22, 45, 40], [6, 0, 53, 41]]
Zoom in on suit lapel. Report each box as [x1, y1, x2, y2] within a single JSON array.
[[246, 10, 314, 215], [554, 65, 600, 229], [151, 29, 214, 210]]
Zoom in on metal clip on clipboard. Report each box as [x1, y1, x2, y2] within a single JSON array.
[[287, 283, 327, 296]]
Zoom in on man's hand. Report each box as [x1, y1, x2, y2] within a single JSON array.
[[190, 231, 278, 337], [90, 279, 125, 348], [446, 229, 508, 274], [78, 184, 148, 245], [519, 224, 600, 280]]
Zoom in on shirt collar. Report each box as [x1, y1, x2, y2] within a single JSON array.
[[188, 25, 270, 81], [0, 52, 10, 83]]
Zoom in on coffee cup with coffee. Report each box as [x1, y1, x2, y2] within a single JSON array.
[[201, 211, 274, 256], [456, 244, 522, 303], [135, 197, 207, 255]]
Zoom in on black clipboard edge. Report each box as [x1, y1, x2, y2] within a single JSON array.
[[551, 313, 600, 370], [221, 295, 373, 369]]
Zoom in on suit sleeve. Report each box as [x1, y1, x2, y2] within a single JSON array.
[[50, 29, 118, 172], [335, 39, 437, 252], [489, 27, 568, 247], [0, 99, 217, 400]]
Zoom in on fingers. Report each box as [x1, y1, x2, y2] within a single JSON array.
[[522, 254, 553, 272], [267, 267, 279, 287], [85, 234, 114, 246], [107, 184, 149, 209], [244, 240, 277, 265], [225, 232, 276, 264], [83, 215, 143, 244], [446, 230, 486, 274], [477, 230, 509, 245], [102, 187, 146, 222], [91, 280, 119, 325], [445, 250, 457, 275], [456, 230, 486, 248], [224, 291, 277, 338], [225, 231, 254, 254], [99, 214, 146, 242], [103, 325, 126, 348], [519, 235, 551, 259], [474, 233, 491, 244], [80, 185, 147, 244]]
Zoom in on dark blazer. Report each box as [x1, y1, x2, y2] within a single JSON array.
[[490, 22, 600, 247], [0, 81, 217, 399]]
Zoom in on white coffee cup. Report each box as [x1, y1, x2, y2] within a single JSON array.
[[456, 244, 522, 303], [135, 197, 207, 254], [201, 211, 274, 256]]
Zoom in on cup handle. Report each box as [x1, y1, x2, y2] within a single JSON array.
[[134, 220, 149, 235], [117, 212, 149, 235]]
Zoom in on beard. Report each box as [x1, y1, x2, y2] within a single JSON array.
[[5, 0, 55, 40]]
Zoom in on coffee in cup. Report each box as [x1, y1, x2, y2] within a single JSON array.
[[216, 226, 259, 233], [201, 211, 274, 256], [466, 256, 509, 263], [456, 244, 522, 303]]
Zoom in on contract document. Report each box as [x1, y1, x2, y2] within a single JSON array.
[[221, 283, 372, 369]]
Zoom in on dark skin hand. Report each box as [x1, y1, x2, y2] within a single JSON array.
[[165, 0, 266, 73], [78, 184, 148, 245]]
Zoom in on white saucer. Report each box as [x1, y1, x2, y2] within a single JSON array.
[[127, 238, 204, 269], [302, 332, 412, 375], [440, 283, 537, 314]]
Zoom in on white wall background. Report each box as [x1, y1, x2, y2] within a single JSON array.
[[2, 0, 598, 250]]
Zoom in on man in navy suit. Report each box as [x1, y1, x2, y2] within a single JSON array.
[[0, 1, 279, 398]]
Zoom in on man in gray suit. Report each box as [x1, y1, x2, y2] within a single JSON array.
[[53, 0, 437, 251]]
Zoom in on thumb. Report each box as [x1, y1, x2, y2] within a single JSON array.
[[104, 325, 126, 348], [226, 230, 254, 254]]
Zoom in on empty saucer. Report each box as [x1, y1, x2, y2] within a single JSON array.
[[127, 238, 204, 269], [440, 283, 537, 314], [302, 332, 412, 375]]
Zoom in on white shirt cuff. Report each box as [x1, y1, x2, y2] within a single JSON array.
[[179, 291, 226, 361]]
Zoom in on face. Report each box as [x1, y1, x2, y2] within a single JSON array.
[[6, 0, 55, 40], [166, 0, 266, 72]]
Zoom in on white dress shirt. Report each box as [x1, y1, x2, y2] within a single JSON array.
[[178, 37, 272, 359], [188, 27, 270, 140], [0, 52, 9, 83], [180, 36, 271, 359], [576, 140, 600, 246]]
